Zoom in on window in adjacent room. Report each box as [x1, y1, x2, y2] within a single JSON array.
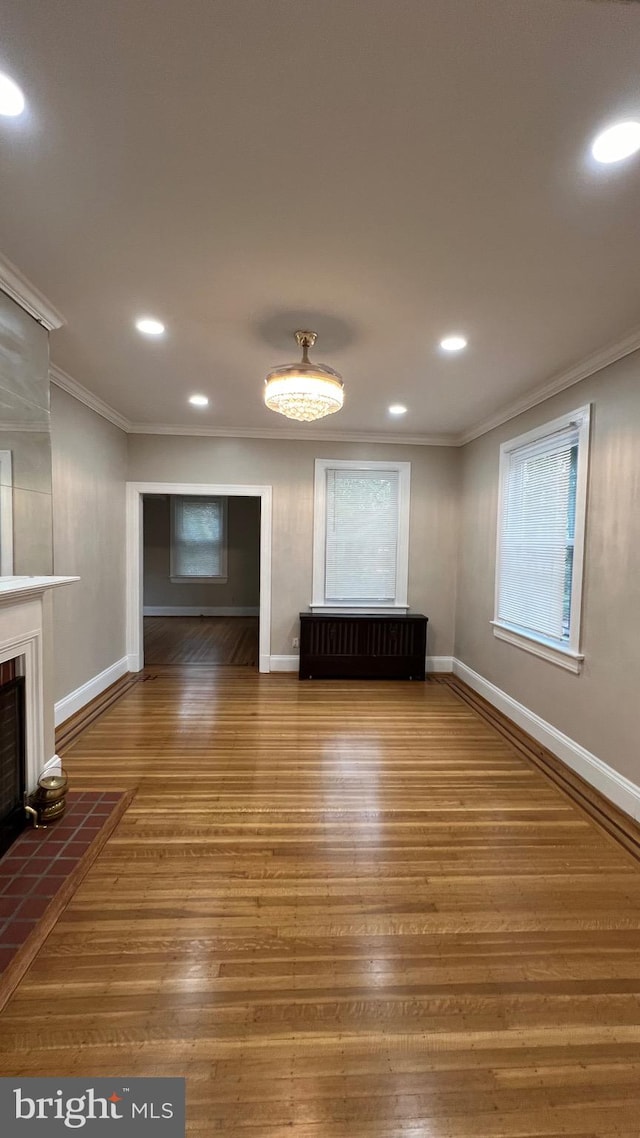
[[311, 459, 411, 610], [493, 405, 591, 672], [170, 496, 228, 582]]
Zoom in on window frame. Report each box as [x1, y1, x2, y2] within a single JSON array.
[[170, 495, 228, 584], [311, 458, 411, 613], [492, 404, 591, 673]]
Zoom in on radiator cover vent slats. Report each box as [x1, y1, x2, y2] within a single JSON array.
[[299, 613, 427, 680]]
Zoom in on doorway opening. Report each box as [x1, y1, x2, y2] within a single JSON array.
[[141, 493, 261, 666], [126, 482, 272, 673]]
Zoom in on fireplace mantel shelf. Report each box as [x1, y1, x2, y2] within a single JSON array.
[[0, 576, 79, 603]]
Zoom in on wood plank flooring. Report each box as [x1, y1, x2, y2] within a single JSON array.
[[143, 615, 258, 665], [2, 670, 640, 1136]]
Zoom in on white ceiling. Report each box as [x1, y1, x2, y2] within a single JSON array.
[[1, 0, 640, 442]]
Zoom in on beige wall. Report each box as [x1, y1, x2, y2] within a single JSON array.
[[143, 494, 260, 608], [456, 350, 640, 784], [128, 436, 460, 658], [51, 386, 128, 702]]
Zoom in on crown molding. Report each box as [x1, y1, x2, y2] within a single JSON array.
[[458, 324, 640, 445], [48, 366, 456, 443], [49, 320, 640, 449], [0, 422, 49, 433], [49, 365, 131, 432], [126, 422, 458, 445], [0, 254, 65, 331]]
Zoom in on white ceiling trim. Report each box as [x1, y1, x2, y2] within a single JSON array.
[[49, 319, 640, 449], [459, 324, 640, 445], [0, 422, 48, 433], [0, 254, 65, 331], [48, 365, 456, 443], [126, 422, 457, 445], [49, 365, 131, 432]]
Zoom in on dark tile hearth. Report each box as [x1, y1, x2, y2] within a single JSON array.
[[0, 789, 131, 1010]]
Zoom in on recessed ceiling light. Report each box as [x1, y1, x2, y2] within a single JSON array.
[[0, 72, 25, 117], [591, 121, 640, 164], [189, 394, 209, 407], [135, 317, 165, 336], [388, 404, 407, 415], [440, 335, 467, 352]]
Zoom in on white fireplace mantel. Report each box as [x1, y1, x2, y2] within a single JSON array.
[[0, 576, 80, 602], [0, 575, 79, 792]]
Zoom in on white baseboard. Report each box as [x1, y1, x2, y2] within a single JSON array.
[[453, 658, 640, 822], [55, 656, 129, 726], [143, 606, 259, 617], [269, 655, 454, 674], [270, 655, 299, 672], [43, 753, 63, 776]]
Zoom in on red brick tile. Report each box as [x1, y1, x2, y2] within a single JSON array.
[[2, 918, 36, 945], [37, 876, 66, 897], [49, 858, 76, 875], [0, 792, 126, 974], [22, 858, 52, 876], [0, 856, 27, 873], [61, 840, 93, 857], [1, 878, 35, 897], [16, 895, 51, 920], [0, 896, 18, 919]]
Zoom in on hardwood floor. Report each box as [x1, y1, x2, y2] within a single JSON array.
[[143, 615, 258, 665], [2, 670, 640, 1136]]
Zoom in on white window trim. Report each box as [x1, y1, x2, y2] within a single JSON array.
[[311, 458, 411, 613], [170, 495, 228, 584], [492, 404, 591, 673]]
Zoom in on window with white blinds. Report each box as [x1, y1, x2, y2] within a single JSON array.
[[494, 405, 590, 669], [170, 496, 227, 581], [312, 460, 411, 609]]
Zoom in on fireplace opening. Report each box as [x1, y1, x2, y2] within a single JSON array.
[[0, 670, 26, 859]]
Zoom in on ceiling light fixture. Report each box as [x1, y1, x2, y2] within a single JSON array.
[[388, 404, 407, 415], [189, 394, 209, 407], [440, 335, 467, 352], [135, 317, 165, 336], [591, 121, 640, 164], [0, 71, 25, 117], [264, 331, 344, 422]]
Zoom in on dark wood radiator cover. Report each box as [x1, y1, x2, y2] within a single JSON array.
[[299, 613, 428, 680]]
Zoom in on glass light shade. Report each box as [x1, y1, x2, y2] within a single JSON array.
[[264, 363, 344, 422]]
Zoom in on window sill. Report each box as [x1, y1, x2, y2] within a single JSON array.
[[310, 603, 410, 615], [170, 577, 228, 585], [491, 621, 584, 674]]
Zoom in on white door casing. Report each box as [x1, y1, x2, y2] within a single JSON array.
[[126, 481, 272, 672]]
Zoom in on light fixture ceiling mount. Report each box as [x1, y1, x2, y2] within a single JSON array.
[[264, 330, 344, 422]]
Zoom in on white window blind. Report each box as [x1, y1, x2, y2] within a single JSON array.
[[325, 468, 400, 602], [171, 496, 227, 580], [497, 426, 579, 643]]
